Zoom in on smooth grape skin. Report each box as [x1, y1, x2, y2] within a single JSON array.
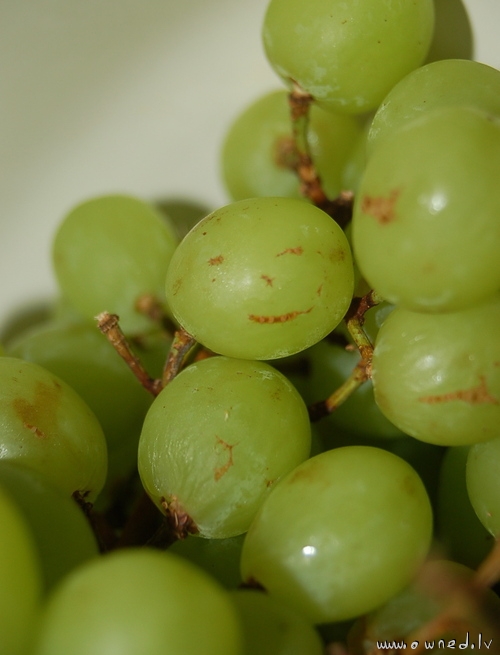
[[353, 107, 500, 313], [240, 446, 433, 624], [0, 357, 107, 501], [221, 89, 362, 201], [230, 590, 324, 655], [165, 197, 354, 360], [138, 356, 311, 538], [466, 436, 500, 538], [7, 318, 171, 509], [371, 298, 500, 447], [52, 194, 179, 335], [7, 318, 165, 450], [0, 461, 99, 592], [169, 533, 245, 589], [32, 548, 243, 655], [262, 0, 434, 115], [0, 484, 42, 655], [368, 59, 500, 156], [436, 446, 493, 570]]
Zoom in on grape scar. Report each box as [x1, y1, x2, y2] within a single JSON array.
[[248, 307, 314, 323], [418, 375, 499, 405], [361, 188, 400, 224]]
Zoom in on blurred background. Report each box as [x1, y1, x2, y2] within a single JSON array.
[[1, 0, 499, 328]]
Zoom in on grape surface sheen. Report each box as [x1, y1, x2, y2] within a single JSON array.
[[138, 356, 311, 538], [262, 0, 434, 114], [241, 446, 433, 623], [165, 197, 354, 360]]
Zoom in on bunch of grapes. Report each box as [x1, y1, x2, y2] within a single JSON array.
[[1, 1, 500, 654]]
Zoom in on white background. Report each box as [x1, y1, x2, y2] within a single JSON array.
[[1, 0, 499, 328]]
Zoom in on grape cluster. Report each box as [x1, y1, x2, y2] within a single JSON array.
[[1, 1, 500, 653]]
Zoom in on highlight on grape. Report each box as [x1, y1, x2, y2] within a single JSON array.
[[1, 0, 499, 653]]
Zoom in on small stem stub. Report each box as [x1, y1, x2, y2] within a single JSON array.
[[96, 311, 162, 396], [144, 497, 198, 550]]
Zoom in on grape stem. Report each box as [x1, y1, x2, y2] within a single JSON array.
[[96, 311, 163, 396], [364, 543, 500, 655], [161, 327, 197, 387], [344, 289, 383, 361], [72, 490, 117, 552], [308, 290, 382, 421], [288, 82, 354, 229], [475, 536, 500, 589]]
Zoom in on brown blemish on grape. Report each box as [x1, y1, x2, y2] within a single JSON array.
[[418, 375, 499, 405], [13, 379, 62, 440], [361, 189, 400, 224], [288, 464, 317, 485], [402, 474, 417, 497], [249, 307, 313, 324], [214, 436, 235, 481], [266, 478, 277, 488], [208, 255, 224, 265], [317, 284, 323, 296], [24, 424, 46, 439], [240, 577, 267, 591], [171, 278, 182, 295], [276, 246, 303, 257], [261, 275, 274, 287], [329, 247, 346, 262]]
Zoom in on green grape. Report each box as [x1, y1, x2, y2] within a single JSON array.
[[0, 460, 99, 591], [165, 197, 354, 360], [0, 483, 42, 655], [350, 560, 500, 651], [52, 194, 179, 335], [466, 435, 500, 538], [155, 199, 211, 240], [368, 59, 500, 156], [169, 533, 245, 589], [353, 106, 500, 313], [436, 446, 493, 569], [371, 298, 500, 446], [384, 436, 445, 508], [240, 446, 433, 624], [0, 356, 107, 501], [230, 589, 324, 655], [6, 317, 171, 495], [424, 0, 473, 64], [7, 318, 169, 450], [0, 299, 53, 349], [221, 89, 362, 201], [340, 118, 371, 194], [32, 548, 243, 655], [262, 0, 434, 115], [138, 356, 311, 538]]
